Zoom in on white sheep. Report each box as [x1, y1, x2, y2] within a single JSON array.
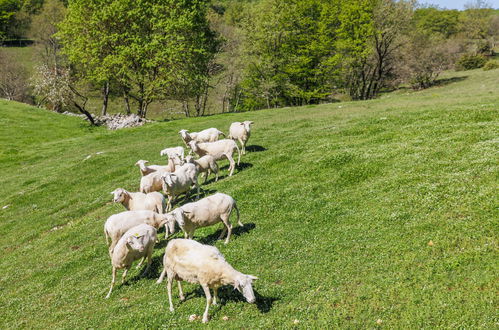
[[105, 224, 157, 299], [161, 163, 200, 211], [168, 193, 241, 244], [157, 238, 258, 323], [140, 170, 168, 193], [135, 158, 175, 177], [188, 139, 241, 176], [179, 128, 225, 147], [111, 188, 166, 214], [160, 146, 185, 165], [104, 210, 173, 254], [228, 121, 253, 155], [185, 155, 219, 183]]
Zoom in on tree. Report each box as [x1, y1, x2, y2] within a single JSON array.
[[0, 49, 31, 102], [58, 0, 218, 118], [336, 0, 413, 100], [239, 0, 341, 110], [0, 0, 20, 39]]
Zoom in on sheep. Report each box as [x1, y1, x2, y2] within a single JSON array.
[[135, 158, 175, 177], [185, 155, 219, 183], [160, 146, 185, 165], [167, 193, 241, 244], [157, 238, 258, 323], [105, 224, 157, 299], [161, 163, 200, 211], [111, 188, 166, 214], [179, 128, 225, 147], [188, 139, 241, 176], [104, 210, 174, 254], [228, 121, 254, 155]]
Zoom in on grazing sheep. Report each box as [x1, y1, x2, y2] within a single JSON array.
[[157, 238, 258, 323], [160, 146, 185, 165], [179, 128, 225, 147], [104, 210, 174, 254], [185, 155, 219, 183], [111, 188, 166, 214], [139, 171, 163, 193], [228, 121, 254, 155], [188, 139, 241, 176], [161, 163, 200, 211], [135, 158, 175, 177], [105, 224, 157, 299], [168, 193, 241, 244]]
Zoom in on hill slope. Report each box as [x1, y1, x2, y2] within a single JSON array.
[[0, 69, 497, 328]]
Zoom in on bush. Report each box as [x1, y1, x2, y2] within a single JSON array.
[[483, 60, 499, 71], [455, 54, 487, 70]]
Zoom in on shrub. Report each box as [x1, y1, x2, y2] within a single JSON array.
[[455, 54, 487, 70], [483, 60, 499, 71]]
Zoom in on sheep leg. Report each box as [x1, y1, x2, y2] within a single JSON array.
[[226, 154, 235, 176], [224, 223, 233, 245], [141, 248, 153, 276], [178, 281, 185, 301], [105, 267, 117, 299], [204, 171, 209, 184], [136, 256, 145, 269], [238, 137, 245, 155], [201, 284, 212, 323], [218, 226, 227, 240], [157, 267, 167, 284], [122, 267, 129, 284], [167, 275, 175, 312], [212, 286, 219, 305]]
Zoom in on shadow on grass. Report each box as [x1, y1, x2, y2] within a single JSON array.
[[198, 222, 256, 245], [433, 75, 468, 87], [246, 145, 267, 152], [182, 286, 278, 314], [126, 254, 164, 284]]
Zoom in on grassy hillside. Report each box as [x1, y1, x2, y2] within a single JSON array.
[[0, 68, 497, 328]]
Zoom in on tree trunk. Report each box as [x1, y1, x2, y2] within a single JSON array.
[[183, 101, 190, 117], [123, 90, 131, 114], [74, 101, 97, 125], [101, 81, 110, 116]]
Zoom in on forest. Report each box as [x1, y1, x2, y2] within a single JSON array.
[[1, 0, 498, 120]]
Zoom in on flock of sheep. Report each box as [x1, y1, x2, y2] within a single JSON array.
[[104, 121, 257, 323]]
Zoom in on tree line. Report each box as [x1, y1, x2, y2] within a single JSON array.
[[1, 0, 498, 121]]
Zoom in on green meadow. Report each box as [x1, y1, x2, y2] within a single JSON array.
[[0, 68, 497, 328]]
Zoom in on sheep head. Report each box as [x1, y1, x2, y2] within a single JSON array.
[[110, 188, 128, 203], [171, 208, 185, 227], [126, 233, 147, 253], [234, 274, 258, 303]]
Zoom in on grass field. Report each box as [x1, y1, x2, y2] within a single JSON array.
[[0, 68, 498, 328]]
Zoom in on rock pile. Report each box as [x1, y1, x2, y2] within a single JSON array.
[[62, 112, 151, 130]]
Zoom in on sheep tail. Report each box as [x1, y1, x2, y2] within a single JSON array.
[[233, 202, 242, 227], [104, 228, 110, 246]]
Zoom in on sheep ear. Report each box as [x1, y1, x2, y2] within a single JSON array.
[[110, 191, 114, 195], [248, 275, 258, 280]]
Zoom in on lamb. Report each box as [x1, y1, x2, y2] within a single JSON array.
[[111, 188, 166, 214], [228, 121, 254, 155], [185, 155, 219, 183], [161, 163, 200, 211], [157, 239, 258, 323], [105, 224, 157, 299], [188, 139, 241, 176], [104, 210, 174, 254], [179, 128, 225, 146], [135, 158, 175, 177], [160, 146, 185, 165], [167, 193, 241, 244]]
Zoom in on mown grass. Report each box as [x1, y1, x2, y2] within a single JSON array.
[[0, 68, 497, 328]]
